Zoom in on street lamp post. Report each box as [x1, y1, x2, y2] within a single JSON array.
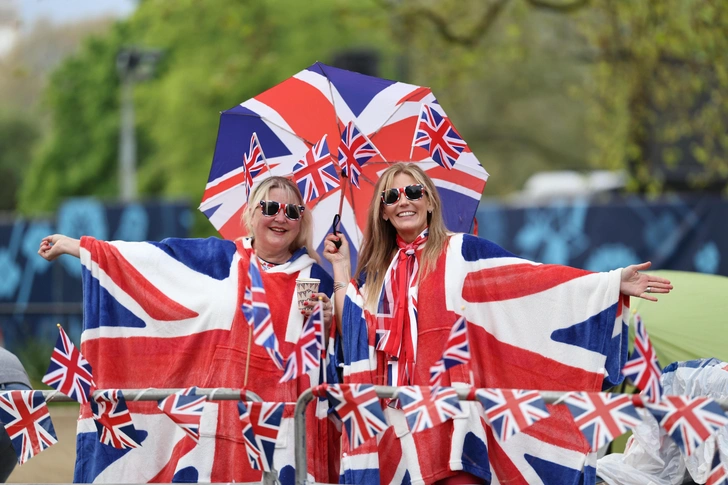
[[116, 47, 163, 202]]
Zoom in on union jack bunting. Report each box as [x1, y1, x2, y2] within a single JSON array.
[[239, 402, 285, 472], [707, 451, 728, 485], [90, 389, 141, 449], [326, 384, 388, 449], [291, 134, 340, 204], [397, 386, 462, 432], [337, 121, 377, 188], [429, 315, 470, 385], [0, 391, 57, 465], [412, 104, 467, 170], [243, 256, 284, 369], [476, 388, 551, 442], [621, 314, 663, 402], [242, 132, 269, 200], [280, 301, 325, 382], [564, 392, 642, 452], [238, 402, 264, 471], [157, 387, 207, 443], [42, 325, 94, 405], [646, 395, 728, 457]]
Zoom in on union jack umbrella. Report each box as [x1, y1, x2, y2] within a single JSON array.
[[645, 395, 728, 457], [157, 387, 207, 443], [42, 324, 95, 405], [621, 314, 663, 402], [90, 389, 141, 449], [397, 386, 462, 432], [326, 384, 388, 450], [199, 62, 489, 267], [0, 391, 57, 465], [476, 388, 550, 442], [563, 392, 642, 452]]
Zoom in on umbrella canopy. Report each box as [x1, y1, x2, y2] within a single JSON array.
[[631, 270, 728, 367], [199, 62, 488, 266]]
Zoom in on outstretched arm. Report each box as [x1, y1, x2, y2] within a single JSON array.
[[38, 234, 81, 261], [620, 261, 673, 302]]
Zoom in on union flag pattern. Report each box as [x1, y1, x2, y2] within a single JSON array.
[[243, 255, 284, 369], [326, 384, 388, 449], [0, 390, 57, 465], [280, 300, 325, 382], [646, 395, 728, 456], [476, 388, 550, 442], [90, 389, 141, 450], [707, 451, 728, 485], [621, 314, 663, 402], [242, 132, 269, 199], [398, 386, 462, 432], [337, 121, 377, 188], [157, 387, 207, 443], [292, 134, 340, 203], [243, 402, 285, 472], [412, 104, 467, 170], [564, 392, 642, 452], [42, 325, 94, 405], [429, 315, 470, 386]]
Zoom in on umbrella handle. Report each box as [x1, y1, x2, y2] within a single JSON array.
[[331, 214, 342, 250]]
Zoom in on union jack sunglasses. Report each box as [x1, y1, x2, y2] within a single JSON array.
[[380, 184, 427, 206], [259, 200, 306, 221]]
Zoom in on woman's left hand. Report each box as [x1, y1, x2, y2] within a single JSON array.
[[620, 262, 673, 302], [302, 292, 333, 335]]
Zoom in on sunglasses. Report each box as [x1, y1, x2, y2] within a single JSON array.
[[380, 184, 427, 206], [259, 200, 306, 220]]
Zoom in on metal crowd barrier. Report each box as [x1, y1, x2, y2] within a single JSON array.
[[294, 386, 728, 485]]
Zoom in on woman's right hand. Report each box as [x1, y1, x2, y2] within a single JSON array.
[[323, 233, 350, 267], [38, 234, 81, 261]]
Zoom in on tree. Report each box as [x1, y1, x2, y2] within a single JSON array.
[[0, 112, 38, 211]]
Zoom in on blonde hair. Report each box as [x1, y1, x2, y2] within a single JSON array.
[[242, 176, 320, 263], [356, 163, 449, 309]]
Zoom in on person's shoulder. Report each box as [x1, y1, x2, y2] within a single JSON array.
[[447, 232, 517, 260]]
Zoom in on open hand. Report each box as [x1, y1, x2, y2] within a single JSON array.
[[620, 262, 673, 302]]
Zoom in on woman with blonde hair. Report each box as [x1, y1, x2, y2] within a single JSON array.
[[39, 175, 339, 483], [324, 163, 672, 485]]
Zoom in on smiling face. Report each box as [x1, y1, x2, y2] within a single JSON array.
[[250, 187, 302, 262], [381, 173, 433, 243]]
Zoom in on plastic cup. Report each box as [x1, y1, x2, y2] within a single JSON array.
[[295, 278, 320, 311]]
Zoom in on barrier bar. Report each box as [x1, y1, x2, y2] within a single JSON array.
[[40, 388, 263, 402]]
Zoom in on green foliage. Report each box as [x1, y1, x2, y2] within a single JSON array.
[[0, 112, 39, 211]]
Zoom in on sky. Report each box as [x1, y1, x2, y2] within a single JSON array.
[[14, 0, 137, 30]]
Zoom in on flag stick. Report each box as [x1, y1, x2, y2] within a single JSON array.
[[244, 325, 252, 388]]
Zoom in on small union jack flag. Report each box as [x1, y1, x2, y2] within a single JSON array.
[[157, 387, 207, 443], [564, 392, 642, 452], [292, 134, 340, 203], [398, 386, 462, 432], [476, 388, 551, 442], [90, 389, 141, 449], [429, 315, 470, 386], [280, 300, 325, 382], [412, 104, 466, 170], [338, 121, 377, 188], [42, 325, 95, 405], [622, 314, 663, 402], [243, 256, 284, 369], [707, 451, 728, 485], [0, 391, 57, 465], [242, 132, 269, 200], [645, 395, 728, 457], [326, 384, 388, 449], [237, 402, 284, 472]]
